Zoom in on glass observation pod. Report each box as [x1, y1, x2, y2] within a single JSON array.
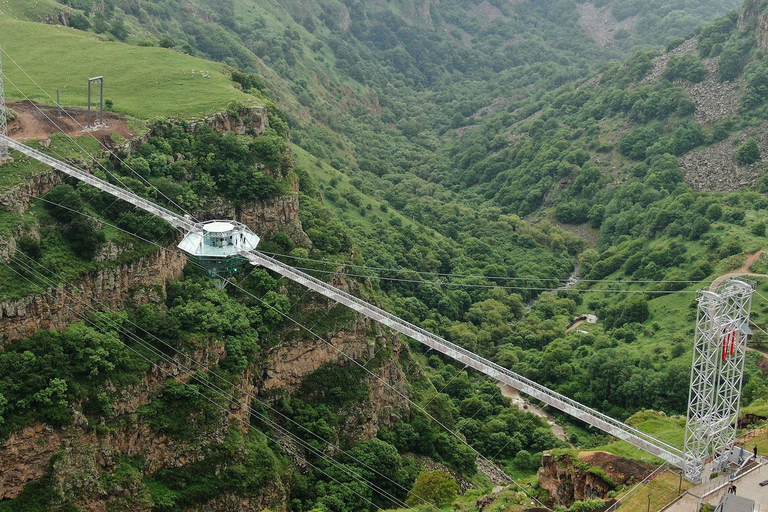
[[178, 220, 260, 287]]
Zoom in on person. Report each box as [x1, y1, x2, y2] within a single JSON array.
[[755, 445, 759, 459]]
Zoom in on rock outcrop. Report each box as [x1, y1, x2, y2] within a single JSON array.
[[0, 341, 227, 501], [262, 312, 410, 439], [0, 169, 62, 214], [187, 105, 269, 137], [739, 1, 768, 49], [538, 451, 654, 506], [0, 247, 186, 344], [197, 175, 311, 248]]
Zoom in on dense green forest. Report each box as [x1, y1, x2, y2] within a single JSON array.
[[5, 0, 768, 510]]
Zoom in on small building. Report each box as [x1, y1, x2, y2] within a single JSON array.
[[715, 493, 754, 512], [178, 220, 260, 287]]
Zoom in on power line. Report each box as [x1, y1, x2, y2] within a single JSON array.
[[4, 254, 417, 510], [281, 264, 701, 294], [6, 196, 546, 501], [258, 250, 711, 285]]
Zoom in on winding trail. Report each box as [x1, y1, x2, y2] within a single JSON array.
[[709, 250, 766, 292]]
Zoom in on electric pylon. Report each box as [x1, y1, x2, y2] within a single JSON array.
[[683, 279, 753, 482]]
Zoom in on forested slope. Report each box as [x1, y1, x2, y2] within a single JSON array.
[[4, 0, 768, 511]]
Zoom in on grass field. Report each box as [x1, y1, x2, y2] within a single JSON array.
[[0, 17, 256, 119], [615, 471, 691, 512]]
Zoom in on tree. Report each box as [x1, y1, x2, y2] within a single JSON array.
[[109, 17, 128, 41], [69, 12, 90, 31], [736, 138, 761, 165], [44, 184, 83, 223], [405, 470, 458, 508], [66, 218, 105, 260]]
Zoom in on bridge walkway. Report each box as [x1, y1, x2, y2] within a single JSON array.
[[0, 134, 196, 231], [242, 250, 685, 468]]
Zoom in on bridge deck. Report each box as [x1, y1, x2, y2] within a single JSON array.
[[0, 135, 684, 468], [243, 250, 685, 468], [0, 135, 196, 231]]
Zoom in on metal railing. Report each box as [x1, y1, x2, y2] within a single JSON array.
[[1, 135, 196, 231], [244, 250, 685, 467]]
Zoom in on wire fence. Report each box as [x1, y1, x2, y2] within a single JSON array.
[[604, 463, 673, 512]]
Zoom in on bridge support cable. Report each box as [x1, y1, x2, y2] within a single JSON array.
[[242, 250, 685, 468], [0, 46, 11, 163], [0, 130, 689, 470], [0, 134, 196, 231]]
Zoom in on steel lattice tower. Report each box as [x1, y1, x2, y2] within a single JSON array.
[[683, 279, 753, 483], [0, 41, 11, 163]]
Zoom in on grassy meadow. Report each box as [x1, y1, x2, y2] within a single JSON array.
[[0, 16, 255, 119]]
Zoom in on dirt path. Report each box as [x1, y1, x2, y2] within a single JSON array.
[[709, 250, 766, 292], [497, 383, 570, 443], [6, 100, 135, 143]]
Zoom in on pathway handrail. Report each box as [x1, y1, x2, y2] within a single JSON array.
[[1, 135, 197, 231], [244, 250, 685, 467]]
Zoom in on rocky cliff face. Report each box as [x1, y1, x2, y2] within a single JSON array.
[[197, 174, 311, 248], [187, 106, 269, 136], [0, 247, 186, 344], [117, 105, 270, 154], [0, 104, 341, 510], [0, 169, 61, 214], [739, 1, 768, 49], [0, 304, 410, 508], [538, 451, 654, 506], [262, 312, 410, 439], [0, 342, 227, 501]]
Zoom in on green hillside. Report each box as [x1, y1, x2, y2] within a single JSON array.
[[0, 17, 254, 119], [4, 0, 768, 510]]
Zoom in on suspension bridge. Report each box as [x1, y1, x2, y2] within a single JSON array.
[[0, 133, 688, 468], [0, 57, 756, 484]]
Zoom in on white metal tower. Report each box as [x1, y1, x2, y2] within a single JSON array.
[[683, 279, 753, 483], [0, 41, 12, 164]]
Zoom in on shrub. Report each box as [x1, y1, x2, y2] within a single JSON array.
[[405, 470, 458, 508], [66, 218, 105, 260], [571, 498, 606, 512], [662, 54, 706, 83], [736, 138, 761, 165], [69, 12, 91, 31]]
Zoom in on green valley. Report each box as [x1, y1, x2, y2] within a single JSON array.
[[3, 0, 768, 511]]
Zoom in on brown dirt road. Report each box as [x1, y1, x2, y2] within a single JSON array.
[[6, 100, 135, 143], [709, 250, 766, 292]]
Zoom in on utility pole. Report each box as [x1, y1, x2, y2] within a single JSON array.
[[0, 40, 13, 164]]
